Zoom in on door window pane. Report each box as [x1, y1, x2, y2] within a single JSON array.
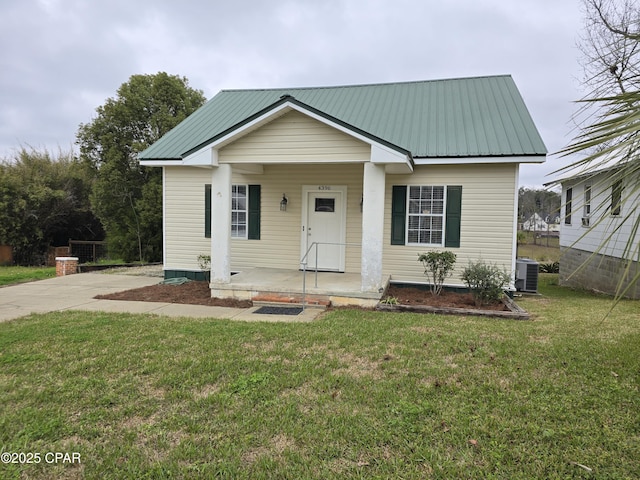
[[315, 198, 335, 212]]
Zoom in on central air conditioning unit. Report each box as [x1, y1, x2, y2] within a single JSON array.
[[515, 258, 539, 293]]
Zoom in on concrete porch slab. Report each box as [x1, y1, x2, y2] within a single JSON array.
[[210, 268, 388, 307]]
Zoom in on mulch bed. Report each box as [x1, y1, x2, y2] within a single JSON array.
[[385, 285, 508, 311], [95, 281, 253, 308], [96, 280, 528, 318]]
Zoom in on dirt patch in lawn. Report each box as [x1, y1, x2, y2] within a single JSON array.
[[95, 281, 252, 308], [385, 285, 508, 311]]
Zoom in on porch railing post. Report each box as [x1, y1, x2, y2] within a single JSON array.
[[315, 243, 319, 288], [302, 261, 307, 311]]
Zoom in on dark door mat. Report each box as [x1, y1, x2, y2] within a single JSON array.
[[253, 306, 303, 315]]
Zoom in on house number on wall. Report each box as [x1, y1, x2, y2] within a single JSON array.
[[318, 185, 331, 190]]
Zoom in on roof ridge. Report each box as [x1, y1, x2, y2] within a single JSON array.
[[219, 74, 513, 94]]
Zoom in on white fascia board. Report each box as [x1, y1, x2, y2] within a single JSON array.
[[141, 147, 218, 168], [140, 159, 183, 166], [413, 155, 546, 165]]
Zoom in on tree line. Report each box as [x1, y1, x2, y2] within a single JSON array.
[[0, 72, 205, 265]]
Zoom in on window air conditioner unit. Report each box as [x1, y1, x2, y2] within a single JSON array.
[[515, 258, 539, 293], [581, 217, 590, 227]]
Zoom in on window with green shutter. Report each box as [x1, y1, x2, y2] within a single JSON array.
[[204, 183, 260, 240], [444, 186, 462, 248], [205, 184, 212, 238], [391, 186, 407, 245], [248, 184, 261, 240], [391, 185, 462, 247]]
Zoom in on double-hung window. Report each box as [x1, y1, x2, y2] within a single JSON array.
[[582, 184, 591, 227], [407, 186, 445, 245], [564, 187, 572, 225], [611, 180, 622, 216], [231, 185, 248, 238], [204, 184, 261, 239], [391, 185, 462, 247]]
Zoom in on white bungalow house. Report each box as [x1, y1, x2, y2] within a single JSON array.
[[522, 212, 560, 234], [522, 213, 548, 232], [553, 164, 640, 298], [139, 75, 547, 305]]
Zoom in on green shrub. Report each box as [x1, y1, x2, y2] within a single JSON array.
[[380, 296, 399, 305], [461, 260, 511, 306], [418, 251, 457, 296], [539, 261, 559, 274], [197, 254, 211, 282]]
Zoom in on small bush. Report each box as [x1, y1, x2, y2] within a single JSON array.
[[197, 254, 211, 282], [539, 261, 559, 274], [461, 260, 511, 306], [418, 251, 457, 296], [380, 296, 399, 305]]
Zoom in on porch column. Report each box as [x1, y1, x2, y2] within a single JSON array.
[[210, 163, 232, 284], [361, 162, 386, 292]]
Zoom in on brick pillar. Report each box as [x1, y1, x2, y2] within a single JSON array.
[[55, 257, 79, 276]]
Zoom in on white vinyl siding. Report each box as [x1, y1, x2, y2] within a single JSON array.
[[230, 164, 364, 273], [383, 163, 518, 285], [219, 110, 370, 164], [163, 166, 212, 272], [561, 172, 640, 259]]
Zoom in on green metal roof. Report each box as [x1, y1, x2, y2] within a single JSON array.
[[139, 75, 547, 161]]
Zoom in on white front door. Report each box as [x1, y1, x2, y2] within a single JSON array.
[[301, 186, 346, 272]]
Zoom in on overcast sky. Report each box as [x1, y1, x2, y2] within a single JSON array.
[[1, 0, 588, 187]]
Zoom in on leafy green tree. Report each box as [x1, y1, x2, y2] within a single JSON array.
[[0, 148, 102, 264], [559, 0, 640, 299], [518, 188, 561, 223], [77, 72, 206, 262]]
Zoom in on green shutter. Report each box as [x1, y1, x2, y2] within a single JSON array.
[[248, 184, 261, 240], [205, 184, 211, 238], [391, 185, 407, 245], [445, 186, 462, 248]]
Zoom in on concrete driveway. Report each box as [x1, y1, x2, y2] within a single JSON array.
[[0, 272, 323, 323]]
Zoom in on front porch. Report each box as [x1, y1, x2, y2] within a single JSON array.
[[210, 268, 390, 308]]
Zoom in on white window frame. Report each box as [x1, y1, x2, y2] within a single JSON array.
[[231, 184, 248, 239], [565, 187, 572, 225], [406, 185, 446, 246], [611, 180, 623, 217], [582, 184, 591, 227]]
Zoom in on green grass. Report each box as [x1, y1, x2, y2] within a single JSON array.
[[517, 232, 560, 263], [0, 266, 56, 286], [1, 275, 639, 478]]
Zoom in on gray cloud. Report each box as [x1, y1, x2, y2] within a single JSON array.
[[0, 0, 586, 186]]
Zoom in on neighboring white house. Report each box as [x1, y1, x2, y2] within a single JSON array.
[[139, 75, 547, 305], [522, 213, 560, 233], [523, 213, 548, 231], [555, 164, 640, 298]]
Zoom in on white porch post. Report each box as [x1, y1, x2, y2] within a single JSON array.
[[361, 162, 386, 292], [210, 163, 232, 284]]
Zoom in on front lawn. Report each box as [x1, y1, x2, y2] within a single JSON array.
[[1, 275, 638, 478], [0, 266, 56, 286]]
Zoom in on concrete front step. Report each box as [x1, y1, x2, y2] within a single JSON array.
[[252, 293, 330, 307]]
